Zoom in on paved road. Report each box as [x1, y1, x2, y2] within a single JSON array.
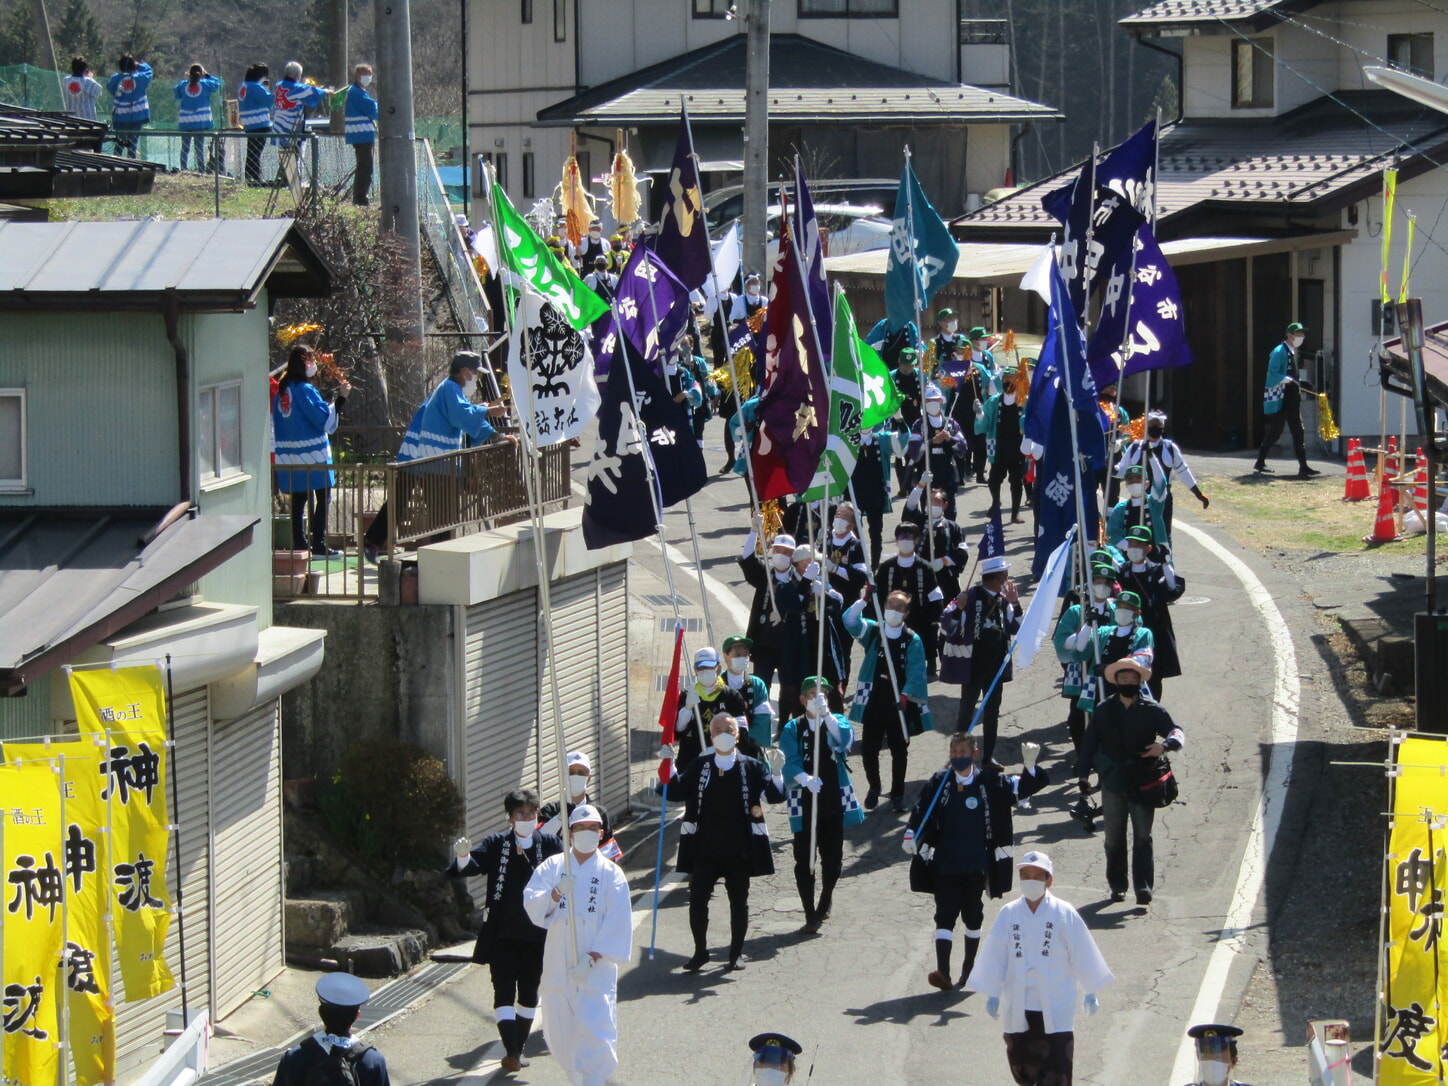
[[373, 421, 1327, 1085]]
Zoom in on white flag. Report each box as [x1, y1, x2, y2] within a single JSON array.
[[701, 224, 742, 318], [1013, 525, 1076, 670], [507, 285, 601, 447], [1021, 244, 1056, 305]]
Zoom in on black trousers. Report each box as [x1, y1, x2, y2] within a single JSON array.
[[989, 456, 1027, 516], [958, 670, 1006, 762], [489, 937, 544, 1009], [1257, 404, 1308, 469], [968, 432, 988, 479], [751, 646, 784, 706], [861, 687, 909, 798], [688, 855, 752, 958], [932, 870, 988, 935], [245, 130, 269, 182], [1102, 789, 1156, 894], [792, 795, 843, 918], [353, 141, 375, 205], [289, 488, 331, 550]]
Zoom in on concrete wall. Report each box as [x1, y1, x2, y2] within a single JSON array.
[[276, 600, 456, 780]]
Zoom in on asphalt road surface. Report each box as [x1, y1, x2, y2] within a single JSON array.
[[372, 422, 1331, 1086]]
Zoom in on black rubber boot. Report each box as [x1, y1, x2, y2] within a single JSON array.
[[959, 936, 980, 988], [927, 938, 953, 990]]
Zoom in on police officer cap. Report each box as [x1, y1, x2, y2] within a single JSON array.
[[316, 972, 371, 1008], [1188, 1023, 1244, 1040], [1125, 524, 1153, 544], [748, 1032, 803, 1057]]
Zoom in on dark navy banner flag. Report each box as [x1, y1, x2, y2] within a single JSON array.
[[1088, 225, 1194, 390], [582, 338, 707, 549], [1041, 154, 1096, 314], [1033, 386, 1101, 578], [653, 110, 712, 292], [1097, 118, 1157, 220], [979, 504, 1005, 565], [793, 162, 833, 368]]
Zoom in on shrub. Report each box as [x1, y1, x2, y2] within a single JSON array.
[[330, 738, 464, 868]]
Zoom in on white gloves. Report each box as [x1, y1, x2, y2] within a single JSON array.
[[803, 776, 822, 794], [931, 558, 944, 572], [571, 957, 593, 985], [764, 748, 785, 774], [824, 557, 839, 574], [675, 707, 692, 729], [1022, 741, 1040, 771], [1071, 626, 1093, 651], [538, 814, 562, 837], [985, 996, 1000, 1019], [555, 874, 576, 898], [902, 832, 918, 855], [918, 844, 935, 863], [1084, 993, 1100, 1016], [684, 686, 700, 709], [804, 561, 821, 582], [658, 743, 675, 761], [452, 836, 472, 860]]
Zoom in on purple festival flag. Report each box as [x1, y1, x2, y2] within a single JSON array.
[[592, 245, 691, 379], [1087, 225, 1193, 390], [793, 162, 833, 367], [652, 110, 712, 292]]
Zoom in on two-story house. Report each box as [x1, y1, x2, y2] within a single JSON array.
[[953, 0, 1448, 450], [468, 0, 1061, 219], [0, 219, 332, 1082]]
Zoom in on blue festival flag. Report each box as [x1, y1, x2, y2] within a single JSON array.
[[652, 109, 712, 292], [1033, 386, 1101, 578], [979, 504, 1005, 565], [793, 161, 833, 367], [1041, 153, 1096, 314], [591, 246, 691, 379], [1087, 225, 1194, 391], [884, 157, 959, 333], [1097, 118, 1157, 220], [582, 337, 707, 550]]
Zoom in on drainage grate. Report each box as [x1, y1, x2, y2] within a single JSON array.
[[641, 593, 690, 608], [658, 617, 702, 633]]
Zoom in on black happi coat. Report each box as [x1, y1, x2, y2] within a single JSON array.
[[448, 829, 564, 963], [905, 765, 1049, 899], [664, 753, 785, 877]]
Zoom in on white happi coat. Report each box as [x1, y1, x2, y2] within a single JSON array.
[[523, 850, 633, 1086], [967, 892, 1114, 1034]]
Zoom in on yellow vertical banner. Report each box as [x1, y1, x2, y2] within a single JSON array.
[[0, 762, 65, 1086], [1400, 213, 1417, 305], [1382, 168, 1398, 306], [1379, 736, 1448, 1084], [69, 666, 176, 1003], [5, 740, 115, 1086]]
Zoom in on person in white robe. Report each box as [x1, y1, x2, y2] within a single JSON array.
[[967, 850, 1114, 1086], [523, 804, 633, 1086]]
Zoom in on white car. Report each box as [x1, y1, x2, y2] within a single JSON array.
[[748, 203, 893, 268]]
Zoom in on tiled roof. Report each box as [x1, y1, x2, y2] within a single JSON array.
[[1119, 0, 1325, 29], [536, 33, 1061, 127], [955, 91, 1448, 239]]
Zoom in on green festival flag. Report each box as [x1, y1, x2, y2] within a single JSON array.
[[490, 182, 608, 330], [803, 286, 891, 501]]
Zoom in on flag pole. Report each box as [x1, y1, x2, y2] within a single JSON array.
[[485, 166, 581, 969], [904, 146, 923, 345], [649, 622, 682, 960]]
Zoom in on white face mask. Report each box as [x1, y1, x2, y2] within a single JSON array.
[[771, 552, 792, 572], [1003, 393, 1016, 405], [884, 610, 906, 629], [1127, 546, 1146, 564], [974, 340, 988, 353], [512, 817, 535, 839], [567, 775, 588, 799], [833, 518, 850, 536], [805, 699, 823, 717], [1114, 607, 1136, 627], [1126, 482, 1144, 498], [1289, 335, 1304, 349], [664, 360, 679, 375], [925, 402, 943, 417], [897, 540, 915, 557], [589, 229, 601, 238], [1199, 1061, 1231, 1086], [305, 362, 318, 378], [360, 74, 372, 87], [727, 656, 748, 675], [713, 731, 736, 753], [756, 1070, 789, 1086], [1020, 878, 1047, 902], [930, 505, 944, 522], [461, 375, 478, 396], [696, 668, 718, 687], [1092, 583, 1112, 601], [943, 321, 958, 335], [571, 829, 600, 855], [746, 289, 761, 302]]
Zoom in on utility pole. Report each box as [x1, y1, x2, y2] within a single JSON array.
[[375, 0, 425, 346], [29, 0, 59, 95], [330, 0, 349, 135], [742, 0, 771, 279]]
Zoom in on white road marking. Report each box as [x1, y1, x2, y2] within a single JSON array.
[[1167, 520, 1300, 1084]]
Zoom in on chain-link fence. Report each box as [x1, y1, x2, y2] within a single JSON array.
[[416, 138, 493, 342]]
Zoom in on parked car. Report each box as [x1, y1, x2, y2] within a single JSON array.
[[704, 178, 899, 233], [707, 202, 894, 275]]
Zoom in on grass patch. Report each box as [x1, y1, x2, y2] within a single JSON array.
[[1192, 471, 1435, 556], [47, 170, 368, 222]]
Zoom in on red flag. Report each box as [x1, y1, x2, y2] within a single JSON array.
[[658, 624, 685, 784]]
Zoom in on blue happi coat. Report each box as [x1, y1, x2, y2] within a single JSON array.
[[398, 379, 496, 463], [779, 713, 864, 834], [842, 601, 929, 724], [237, 80, 274, 130], [344, 84, 377, 144], [1262, 341, 1294, 415], [271, 379, 338, 491], [271, 78, 326, 137], [174, 75, 222, 129], [107, 63, 153, 123]]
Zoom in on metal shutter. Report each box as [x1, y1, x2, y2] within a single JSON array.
[[114, 685, 212, 1081], [464, 590, 540, 896], [595, 564, 630, 815], [210, 701, 283, 1018], [537, 571, 600, 807]]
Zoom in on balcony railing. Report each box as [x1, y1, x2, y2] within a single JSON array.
[[272, 440, 572, 602]]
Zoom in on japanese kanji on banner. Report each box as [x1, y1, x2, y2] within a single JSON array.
[[1, 762, 65, 1086], [70, 666, 176, 1003], [5, 739, 115, 1086], [1379, 735, 1448, 1084]]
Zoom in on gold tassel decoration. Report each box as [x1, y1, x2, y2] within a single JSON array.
[[560, 154, 594, 249], [746, 307, 769, 335], [1000, 329, 1017, 356], [609, 149, 640, 227], [713, 348, 756, 400], [276, 322, 322, 346], [1010, 362, 1031, 404], [1318, 392, 1341, 441], [760, 499, 783, 552], [922, 340, 938, 382], [1126, 413, 1147, 443]]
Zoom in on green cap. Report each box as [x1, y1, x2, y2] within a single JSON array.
[[937, 308, 956, 320], [1091, 564, 1117, 581], [1091, 547, 1120, 566], [899, 347, 919, 362], [802, 675, 834, 694], [1286, 322, 1306, 335], [1123, 464, 1145, 479], [1126, 524, 1154, 544], [722, 634, 753, 653], [1115, 590, 1142, 610], [969, 326, 989, 340]]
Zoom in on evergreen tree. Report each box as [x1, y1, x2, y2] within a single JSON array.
[[0, 4, 39, 67], [56, 0, 107, 70]]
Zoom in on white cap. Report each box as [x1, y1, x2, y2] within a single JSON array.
[[568, 803, 602, 827], [453, 213, 469, 226], [924, 383, 946, 402], [566, 751, 591, 773], [791, 544, 815, 564], [771, 533, 797, 552], [1018, 850, 1053, 876], [981, 555, 1011, 575], [694, 647, 720, 670]]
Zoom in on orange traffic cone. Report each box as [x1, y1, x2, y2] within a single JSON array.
[[1344, 438, 1370, 501], [1367, 477, 1401, 543], [1415, 448, 1429, 514]]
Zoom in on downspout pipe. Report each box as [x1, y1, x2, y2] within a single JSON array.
[[1133, 32, 1184, 123], [163, 294, 193, 503]]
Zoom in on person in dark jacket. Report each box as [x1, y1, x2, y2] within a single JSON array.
[[1116, 524, 1185, 703], [446, 788, 563, 1071], [940, 554, 1021, 767], [663, 714, 786, 973], [903, 731, 1048, 991], [271, 973, 391, 1086], [901, 484, 970, 600], [736, 519, 807, 696], [1078, 656, 1185, 906]]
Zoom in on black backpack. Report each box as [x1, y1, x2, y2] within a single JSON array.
[[299, 1037, 373, 1086]]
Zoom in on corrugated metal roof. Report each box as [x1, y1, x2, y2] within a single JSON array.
[[0, 509, 258, 690], [1381, 321, 1448, 412], [0, 219, 331, 307], [955, 92, 1448, 238], [1119, 0, 1325, 28], [536, 33, 1060, 127]]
